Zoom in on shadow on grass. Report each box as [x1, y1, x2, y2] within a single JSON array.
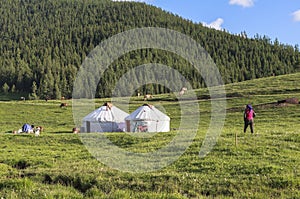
[[48, 131, 74, 134], [0, 93, 28, 101]]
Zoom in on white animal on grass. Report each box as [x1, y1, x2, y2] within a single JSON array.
[[35, 127, 40, 136], [179, 87, 187, 96]]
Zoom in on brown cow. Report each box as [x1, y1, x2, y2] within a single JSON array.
[[278, 98, 299, 104], [144, 94, 152, 101], [72, 127, 80, 134], [60, 103, 68, 108]]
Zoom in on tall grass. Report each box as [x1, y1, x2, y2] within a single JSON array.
[[0, 73, 300, 198]]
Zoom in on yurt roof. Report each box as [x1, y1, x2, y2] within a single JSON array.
[[125, 104, 170, 121], [83, 103, 129, 123]]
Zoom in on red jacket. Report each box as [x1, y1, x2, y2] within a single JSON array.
[[245, 109, 255, 120]]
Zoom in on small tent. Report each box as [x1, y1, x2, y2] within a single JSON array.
[[125, 104, 170, 132], [81, 103, 129, 132]]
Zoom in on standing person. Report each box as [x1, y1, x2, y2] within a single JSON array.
[[244, 104, 256, 134]]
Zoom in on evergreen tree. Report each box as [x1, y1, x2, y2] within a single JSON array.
[[2, 83, 10, 93], [0, 0, 299, 98], [29, 81, 38, 100]]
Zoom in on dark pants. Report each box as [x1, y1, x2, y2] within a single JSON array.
[[244, 119, 254, 133]]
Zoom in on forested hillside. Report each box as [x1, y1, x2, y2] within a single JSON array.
[[1, 0, 300, 99]]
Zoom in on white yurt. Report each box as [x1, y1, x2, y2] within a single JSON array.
[[81, 103, 129, 132], [125, 104, 170, 132]]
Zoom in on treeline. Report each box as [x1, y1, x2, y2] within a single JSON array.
[[1, 0, 300, 99]]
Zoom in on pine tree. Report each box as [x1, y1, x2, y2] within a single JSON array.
[[29, 81, 38, 100], [2, 83, 10, 93], [11, 84, 16, 93]]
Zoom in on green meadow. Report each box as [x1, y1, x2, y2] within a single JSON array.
[[0, 73, 300, 198]]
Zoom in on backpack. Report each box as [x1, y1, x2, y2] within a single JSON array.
[[22, 124, 31, 132]]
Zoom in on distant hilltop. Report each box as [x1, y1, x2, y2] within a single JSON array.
[[1, 0, 299, 99]]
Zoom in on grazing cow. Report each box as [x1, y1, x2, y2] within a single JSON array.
[[278, 98, 299, 105], [144, 94, 152, 101], [179, 87, 187, 96], [20, 97, 26, 101], [72, 127, 80, 134], [60, 103, 68, 108]]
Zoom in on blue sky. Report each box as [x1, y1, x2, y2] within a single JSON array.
[[112, 0, 300, 46]]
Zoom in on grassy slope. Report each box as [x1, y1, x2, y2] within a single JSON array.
[[0, 73, 299, 198]]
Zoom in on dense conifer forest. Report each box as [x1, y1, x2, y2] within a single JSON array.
[[1, 0, 300, 99]]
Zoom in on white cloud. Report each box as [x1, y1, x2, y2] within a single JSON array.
[[292, 10, 300, 22], [202, 18, 224, 31], [229, 0, 254, 8]]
